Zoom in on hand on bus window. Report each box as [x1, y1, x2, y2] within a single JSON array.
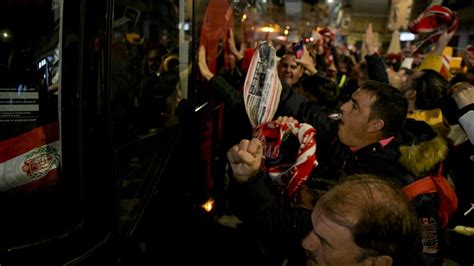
[[198, 46, 215, 81]]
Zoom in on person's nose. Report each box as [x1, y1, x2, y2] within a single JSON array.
[[339, 101, 350, 113], [302, 231, 320, 254]]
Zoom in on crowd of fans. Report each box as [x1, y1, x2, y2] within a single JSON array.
[[195, 6, 474, 265]]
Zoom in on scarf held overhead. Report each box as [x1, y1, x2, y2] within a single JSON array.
[[254, 120, 317, 198]]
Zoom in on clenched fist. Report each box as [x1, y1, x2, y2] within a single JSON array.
[[227, 138, 263, 183]]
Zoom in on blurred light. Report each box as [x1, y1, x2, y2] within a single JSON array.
[[286, 25, 290, 29], [284, 29, 289, 35], [305, 38, 310, 43], [242, 14, 247, 22], [38, 59, 47, 69], [201, 198, 215, 213], [3, 32, 8, 38], [262, 26, 275, 33], [327, 0, 334, 3], [310, 37, 314, 42], [400, 32, 415, 41]]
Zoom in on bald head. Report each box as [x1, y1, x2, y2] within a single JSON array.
[[315, 175, 421, 264]]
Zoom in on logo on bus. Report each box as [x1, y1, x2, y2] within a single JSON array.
[[22, 146, 60, 179]]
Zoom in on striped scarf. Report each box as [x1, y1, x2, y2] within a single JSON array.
[[408, 5, 458, 53], [254, 120, 317, 198]]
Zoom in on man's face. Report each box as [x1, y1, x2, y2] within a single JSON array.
[[146, 50, 161, 74], [338, 88, 376, 149], [278, 54, 304, 86], [302, 205, 367, 266]]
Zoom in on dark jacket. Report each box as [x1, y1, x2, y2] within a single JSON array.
[[443, 103, 474, 265], [314, 119, 447, 265], [399, 119, 449, 265], [233, 119, 445, 266], [231, 172, 312, 266], [366, 53, 389, 84]]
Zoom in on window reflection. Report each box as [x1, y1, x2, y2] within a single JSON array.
[[0, 0, 64, 248], [111, 0, 194, 236]]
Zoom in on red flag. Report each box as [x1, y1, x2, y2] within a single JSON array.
[[198, 0, 235, 195], [199, 0, 235, 73]]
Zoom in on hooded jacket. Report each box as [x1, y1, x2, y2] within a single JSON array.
[[399, 119, 449, 265]]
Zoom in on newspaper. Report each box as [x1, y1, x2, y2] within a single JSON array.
[[243, 42, 282, 128]]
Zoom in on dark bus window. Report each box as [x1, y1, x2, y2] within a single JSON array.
[[0, 0, 78, 250], [110, 0, 195, 237]]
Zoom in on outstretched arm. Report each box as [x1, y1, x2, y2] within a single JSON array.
[[227, 138, 313, 238], [365, 23, 377, 56], [417, 29, 455, 75], [432, 30, 455, 56], [364, 23, 389, 83], [228, 29, 245, 61], [198, 46, 215, 81]]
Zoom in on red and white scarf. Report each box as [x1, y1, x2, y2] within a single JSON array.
[[408, 5, 458, 52], [0, 122, 60, 192], [254, 120, 317, 198]]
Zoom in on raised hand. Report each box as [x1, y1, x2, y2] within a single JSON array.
[[228, 29, 244, 60], [433, 29, 455, 55], [227, 138, 263, 183], [452, 83, 474, 109], [198, 45, 214, 81], [365, 23, 376, 55], [295, 45, 317, 75]]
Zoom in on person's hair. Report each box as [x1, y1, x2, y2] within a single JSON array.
[[338, 54, 355, 73], [316, 175, 421, 265], [413, 69, 449, 110], [449, 72, 470, 86], [280, 52, 301, 64], [359, 80, 408, 137]]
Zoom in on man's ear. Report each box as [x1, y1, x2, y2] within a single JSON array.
[[367, 119, 384, 133]]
